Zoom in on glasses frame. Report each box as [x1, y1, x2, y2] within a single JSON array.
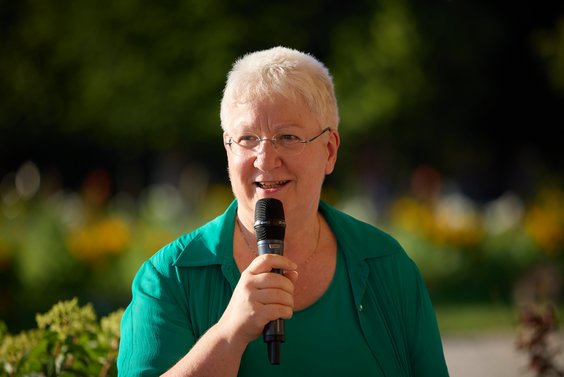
[[225, 127, 332, 156]]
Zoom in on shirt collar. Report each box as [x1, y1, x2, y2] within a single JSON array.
[[173, 199, 397, 268], [173, 200, 237, 267]]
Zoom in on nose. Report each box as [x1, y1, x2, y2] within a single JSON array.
[[256, 138, 279, 152], [253, 139, 281, 171]]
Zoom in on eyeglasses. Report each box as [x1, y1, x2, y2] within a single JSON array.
[[225, 127, 331, 157]]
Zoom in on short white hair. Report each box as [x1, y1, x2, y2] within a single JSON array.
[[220, 46, 339, 130]]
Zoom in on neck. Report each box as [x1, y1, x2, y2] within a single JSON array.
[[236, 209, 321, 263]]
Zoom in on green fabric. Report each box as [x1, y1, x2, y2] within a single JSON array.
[[117, 200, 450, 376], [239, 249, 382, 376]]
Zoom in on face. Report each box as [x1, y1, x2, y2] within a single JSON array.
[[223, 95, 339, 223]]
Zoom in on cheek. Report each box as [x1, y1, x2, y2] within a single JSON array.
[[306, 149, 331, 175], [298, 158, 326, 186], [227, 155, 252, 183]]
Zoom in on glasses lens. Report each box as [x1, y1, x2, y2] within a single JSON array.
[[280, 142, 304, 155], [229, 140, 246, 156], [227, 130, 327, 156]]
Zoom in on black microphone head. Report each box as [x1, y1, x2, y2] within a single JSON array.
[[254, 198, 285, 241]]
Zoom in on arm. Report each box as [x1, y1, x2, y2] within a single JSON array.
[[162, 254, 298, 376], [118, 258, 195, 376], [119, 254, 298, 377], [407, 261, 450, 377]]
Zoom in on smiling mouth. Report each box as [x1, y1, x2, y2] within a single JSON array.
[[255, 180, 289, 189]]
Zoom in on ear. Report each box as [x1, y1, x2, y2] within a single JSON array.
[[223, 131, 230, 153], [324, 129, 340, 175]]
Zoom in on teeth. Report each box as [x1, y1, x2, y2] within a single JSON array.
[[257, 181, 287, 189]]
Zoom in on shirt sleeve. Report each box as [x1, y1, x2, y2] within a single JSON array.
[[117, 258, 194, 376], [407, 260, 450, 377]]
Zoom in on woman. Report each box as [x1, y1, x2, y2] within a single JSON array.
[[118, 46, 450, 376]]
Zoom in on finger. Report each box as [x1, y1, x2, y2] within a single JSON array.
[[284, 270, 299, 284], [246, 254, 297, 275], [263, 304, 294, 320], [253, 288, 294, 307], [246, 271, 295, 294]]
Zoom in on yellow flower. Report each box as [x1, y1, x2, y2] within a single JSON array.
[[66, 216, 131, 262], [524, 188, 564, 254], [391, 197, 435, 237]]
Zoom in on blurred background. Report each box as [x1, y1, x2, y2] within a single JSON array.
[[0, 0, 563, 349]]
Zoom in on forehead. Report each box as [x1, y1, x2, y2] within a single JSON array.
[[225, 95, 319, 132]]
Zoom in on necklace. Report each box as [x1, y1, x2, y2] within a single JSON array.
[[235, 214, 322, 267], [235, 216, 255, 253], [298, 216, 321, 267]]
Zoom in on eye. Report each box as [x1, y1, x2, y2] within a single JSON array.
[[276, 134, 301, 145], [237, 135, 260, 147]]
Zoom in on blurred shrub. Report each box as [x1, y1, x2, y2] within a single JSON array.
[[0, 298, 123, 376], [0, 161, 233, 331], [516, 304, 563, 377], [387, 186, 563, 303]]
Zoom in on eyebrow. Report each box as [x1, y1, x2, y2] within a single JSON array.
[[235, 123, 302, 134]]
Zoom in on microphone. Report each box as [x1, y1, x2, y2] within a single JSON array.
[[254, 198, 286, 365]]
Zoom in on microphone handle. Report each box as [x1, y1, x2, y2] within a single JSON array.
[[257, 239, 285, 365]]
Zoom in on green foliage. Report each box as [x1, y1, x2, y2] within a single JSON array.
[[435, 304, 517, 334], [1, 0, 562, 183], [0, 0, 242, 149], [0, 165, 234, 331], [330, 0, 426, 133], [0, 298, 123, 377], [532, 16, 564, 95]]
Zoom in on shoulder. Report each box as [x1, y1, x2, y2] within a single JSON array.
[[146, 200, 238, 274]]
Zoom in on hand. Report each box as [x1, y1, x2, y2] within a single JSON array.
[[217, 254, 298, 347]]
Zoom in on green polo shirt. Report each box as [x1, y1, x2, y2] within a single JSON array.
[[117, 200, 449, 377]]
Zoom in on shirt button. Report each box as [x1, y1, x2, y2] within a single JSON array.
[[359, 304, 363, 312]]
